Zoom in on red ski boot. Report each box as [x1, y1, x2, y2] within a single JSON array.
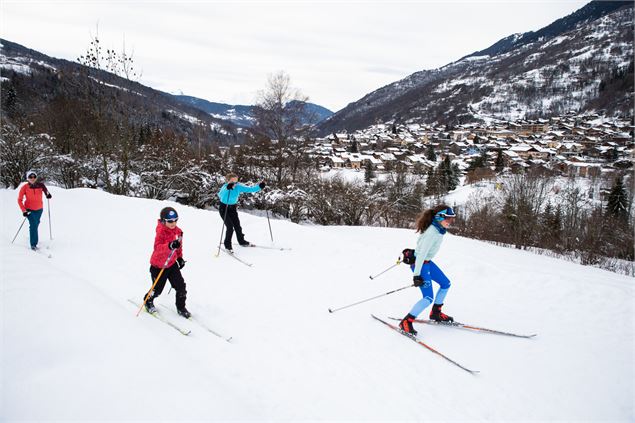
[[399, 313, 418, 336], [429, 303, 454, 322]]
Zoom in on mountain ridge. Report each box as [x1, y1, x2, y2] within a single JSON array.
[[172, 94, 334, 127], [317, 0, 634, 135]]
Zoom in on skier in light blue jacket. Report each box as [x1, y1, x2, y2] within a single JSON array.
[[217, 172, 265, 251], [399, 205, 456, 336]]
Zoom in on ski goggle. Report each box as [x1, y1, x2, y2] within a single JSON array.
[[163, 218, 178, 223], [435, 208, 456, 221]]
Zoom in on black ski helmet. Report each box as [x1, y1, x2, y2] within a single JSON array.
[[160, 207, 178, 221]]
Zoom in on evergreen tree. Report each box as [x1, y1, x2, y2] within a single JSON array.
[[495, 149, 504, 172], [606, 176, 629, 220], [2, 85, 17, 117], [424, 167, 438, 196], [468, 150, 487, 171], [438, 155, 457, 193], [609, 147, 618, 162], [426, 144, 437, 161], [350, 139, 359, 153], [364, 161, 375, 183], [450, 163, 461, 191]]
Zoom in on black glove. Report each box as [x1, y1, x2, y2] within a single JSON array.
[[23, 211, 31, 217], [46, 193, 52, 199], [413, 275, 424, 287], [226, 182, 235, 190], [259, 181, 266, 189], [169, 240, 181, 250], [176, 257, 186, 269]]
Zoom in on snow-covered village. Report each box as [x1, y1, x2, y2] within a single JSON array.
[[310, 114, 633, 179], [1, 1, 634, 422]]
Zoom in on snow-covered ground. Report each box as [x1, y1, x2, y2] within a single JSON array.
[[1, 187, 633, 421]]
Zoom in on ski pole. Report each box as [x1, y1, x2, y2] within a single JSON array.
[[11, 217, 27, 244], [266, 208, 274, 243], [328, 284, 414, 314], [369, 258, 401, 280], [47, 197, 52, 240], [137, 236, 181, 317], [215, 189, 232, 257]]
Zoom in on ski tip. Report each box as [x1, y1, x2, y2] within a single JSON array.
[[328, 308, 333, 313], [226, 337, 233, 342], [368, 276, 374, 280]]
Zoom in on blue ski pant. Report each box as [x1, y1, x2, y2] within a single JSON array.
[[26, 208, 43, 248], [408, 260, 451, 318]]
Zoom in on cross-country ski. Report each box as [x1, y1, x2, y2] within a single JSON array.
[[372, 314, 479, 374], [389, 317, 537, 338], [128, 299, 191, 336], [160, 304, 232, 342]]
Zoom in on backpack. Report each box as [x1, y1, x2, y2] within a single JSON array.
[[401, 248, 416, 265]]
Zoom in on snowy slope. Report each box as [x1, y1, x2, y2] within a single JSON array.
[[1, 187, 633, 421]]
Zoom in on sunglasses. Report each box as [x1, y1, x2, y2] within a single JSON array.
[[164, 218, 178, 223], [27, 175, 37, 179]]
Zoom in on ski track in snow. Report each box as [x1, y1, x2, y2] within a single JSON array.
[[1, 187, 633, 420]]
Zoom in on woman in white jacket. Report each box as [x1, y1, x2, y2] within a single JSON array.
[[399, 205, 456, 336]]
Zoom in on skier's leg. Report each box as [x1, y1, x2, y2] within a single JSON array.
[[429, 261, 451, 305], [219, 205, 234, 248], [408, 262, 434, 317], [27, 209, 43, 248], [168, 267, 187, 309], [148, 265, 169, 299], [408, 285, 434, 317], [168, 267, 189, 317], [228, 207, 246, 244], [428, 261, 454, 322]]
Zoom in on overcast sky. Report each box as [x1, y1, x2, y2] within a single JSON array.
[[2, 0, 588, 111]]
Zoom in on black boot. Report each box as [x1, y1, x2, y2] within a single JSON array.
[[144, 295, 157, 313], [176, 292, 190, 318], [399, 313, 418, 336], [177, 307, 191, 319], [429, 304, 453, 322]]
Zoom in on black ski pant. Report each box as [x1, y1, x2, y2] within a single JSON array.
[[147, 263, 187, 309], [218, 203, 246, 247]]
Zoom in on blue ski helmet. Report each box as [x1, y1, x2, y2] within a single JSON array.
[[434, 207, 456, 222], [160, 207, 178, 222]]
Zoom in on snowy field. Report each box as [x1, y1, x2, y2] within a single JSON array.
[[1, 187, 633, 421]]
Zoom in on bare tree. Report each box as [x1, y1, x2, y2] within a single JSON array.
[[251, 71, 316, 184]]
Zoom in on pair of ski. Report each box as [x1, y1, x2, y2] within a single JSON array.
[[128, 299, 231, 342], [372, 315, 536, 374], [220, 244, 291, 267]]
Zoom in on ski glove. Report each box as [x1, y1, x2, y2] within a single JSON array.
[[413, 275, 430, 288], [226, 182, 235, 190], [168, 240, 181, 250], [46, 193, 52, 199], [22, 211, 31, 217], [259, 181, 266, 189], [176, 257, 186, 269]]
